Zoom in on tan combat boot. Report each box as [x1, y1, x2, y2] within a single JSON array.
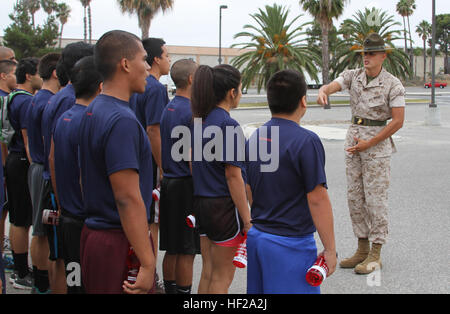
[[354, 243, 382, 274], [339, 238, 370, 268]]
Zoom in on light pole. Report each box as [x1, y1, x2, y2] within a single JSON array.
[[426, 0, 441, 125], [219, 5, 228, 64], [430, 0, 437, 109]]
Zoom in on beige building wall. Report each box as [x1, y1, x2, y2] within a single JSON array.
[[0, 36, 251, 67], [413, 54, 446, 79]]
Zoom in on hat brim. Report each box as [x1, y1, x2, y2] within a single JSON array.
[[354, 47, 395, 53]]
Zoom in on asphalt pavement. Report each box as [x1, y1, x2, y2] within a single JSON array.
[[3, 91, 449, 295]]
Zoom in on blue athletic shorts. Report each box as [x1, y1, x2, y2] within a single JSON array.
[[247, 227, 320, 294]]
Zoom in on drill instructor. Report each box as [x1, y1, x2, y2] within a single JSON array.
[[317, 33, 405, 274]]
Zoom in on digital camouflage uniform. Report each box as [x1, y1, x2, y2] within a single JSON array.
[[334, 68, 405, 244]]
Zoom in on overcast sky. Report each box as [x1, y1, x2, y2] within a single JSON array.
[[0, 0, 448, 48]]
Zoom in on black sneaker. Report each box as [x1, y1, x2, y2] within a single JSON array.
[[13, 273, 33, 290]]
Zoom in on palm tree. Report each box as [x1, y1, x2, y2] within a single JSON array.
[[117, 0, 174, 39], [231, 4, 321, 92], [405, 0, 416, 55], [80, 0, 88, 42], [396, 0, 409, 54], [80, 0, 93, 43], [22, 0, 41, 27], [396, 0, 416, 73], [416, 20, 431, 83], [299, 0, 349, 88], [332, 7, 412, 80], [40, 0, 57, 16], [56, 3, 71, 48], [88, 1, 93, 43]]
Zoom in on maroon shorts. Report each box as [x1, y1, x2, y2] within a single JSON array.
[[80, 225, 155, 294]]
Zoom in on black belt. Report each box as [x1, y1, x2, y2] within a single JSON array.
[[352, 117, 387, 127]]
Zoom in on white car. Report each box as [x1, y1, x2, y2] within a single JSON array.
[[160, 75, 176, 95]]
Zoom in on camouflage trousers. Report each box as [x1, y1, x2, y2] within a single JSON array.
[[345, 126, 392, 245]]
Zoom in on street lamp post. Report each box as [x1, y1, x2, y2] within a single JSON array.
[[219, 5, 228, 64], [426, 0, 441, 125], [430, 0, 437, 109]]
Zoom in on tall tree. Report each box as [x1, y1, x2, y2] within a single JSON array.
[[299, 0, 349, 88], [435, 14, 450, 74], [88, 1, 93, 43], [41, 0, 58, 16], [80, 0, 93, 43], [117, 0, 174, 39], [231, 4, 321, 92], [3, 1, 59, 59], [406, 0, 416, 77], [80, 0, 88, 42], [56, 2, 71, 48], [332, 8, 412, 80], [405, 0, 416, 56], [416, 20, 431, 82], [22, 0, 41, 27], [396, 0, 409, 54], [396, 0, 415, 75]]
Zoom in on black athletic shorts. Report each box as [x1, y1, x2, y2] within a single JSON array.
[[5, 152, 32, 227], [60, 212, 85, 294], [159, 177, 200, 255], [41, 179, 63, 261], [193, 196, 244, 245]]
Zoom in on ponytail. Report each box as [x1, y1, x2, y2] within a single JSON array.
[[191, 65, 216, 119], [191, 64, 241, 119]]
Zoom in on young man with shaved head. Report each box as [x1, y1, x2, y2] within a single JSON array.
[[159, 59, 200, 294], [0, 46, 16, 63], [0, 58, 16, 294], [79, 30, 155, 294], [6, 57, 42, 290], [0, 59, 16, 284]]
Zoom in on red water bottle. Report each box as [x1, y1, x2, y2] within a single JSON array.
[[186, 215, 196, 228], [233, 237, 247, 268], [306, 256, 329, 287], [152, 188, 160, 202], [126, 247, 140, 284]]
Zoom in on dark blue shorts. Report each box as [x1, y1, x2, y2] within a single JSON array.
[[247, 227, 320, 294]]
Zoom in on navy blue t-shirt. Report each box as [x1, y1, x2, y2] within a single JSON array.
[[53, 104, 87, 219], [0, 89, 8, 97], [160, 96, 192, 178], [8, 89, 33, 153], [246, 118, 328, 237], [28, 89, 54, 164], [42, 84, 76, 180], [130, 75, 169, 128], [190, 107, 246, 198], [79, 95, 153, 230]]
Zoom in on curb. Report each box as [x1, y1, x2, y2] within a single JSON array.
[[234, 101, 434, 111]]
